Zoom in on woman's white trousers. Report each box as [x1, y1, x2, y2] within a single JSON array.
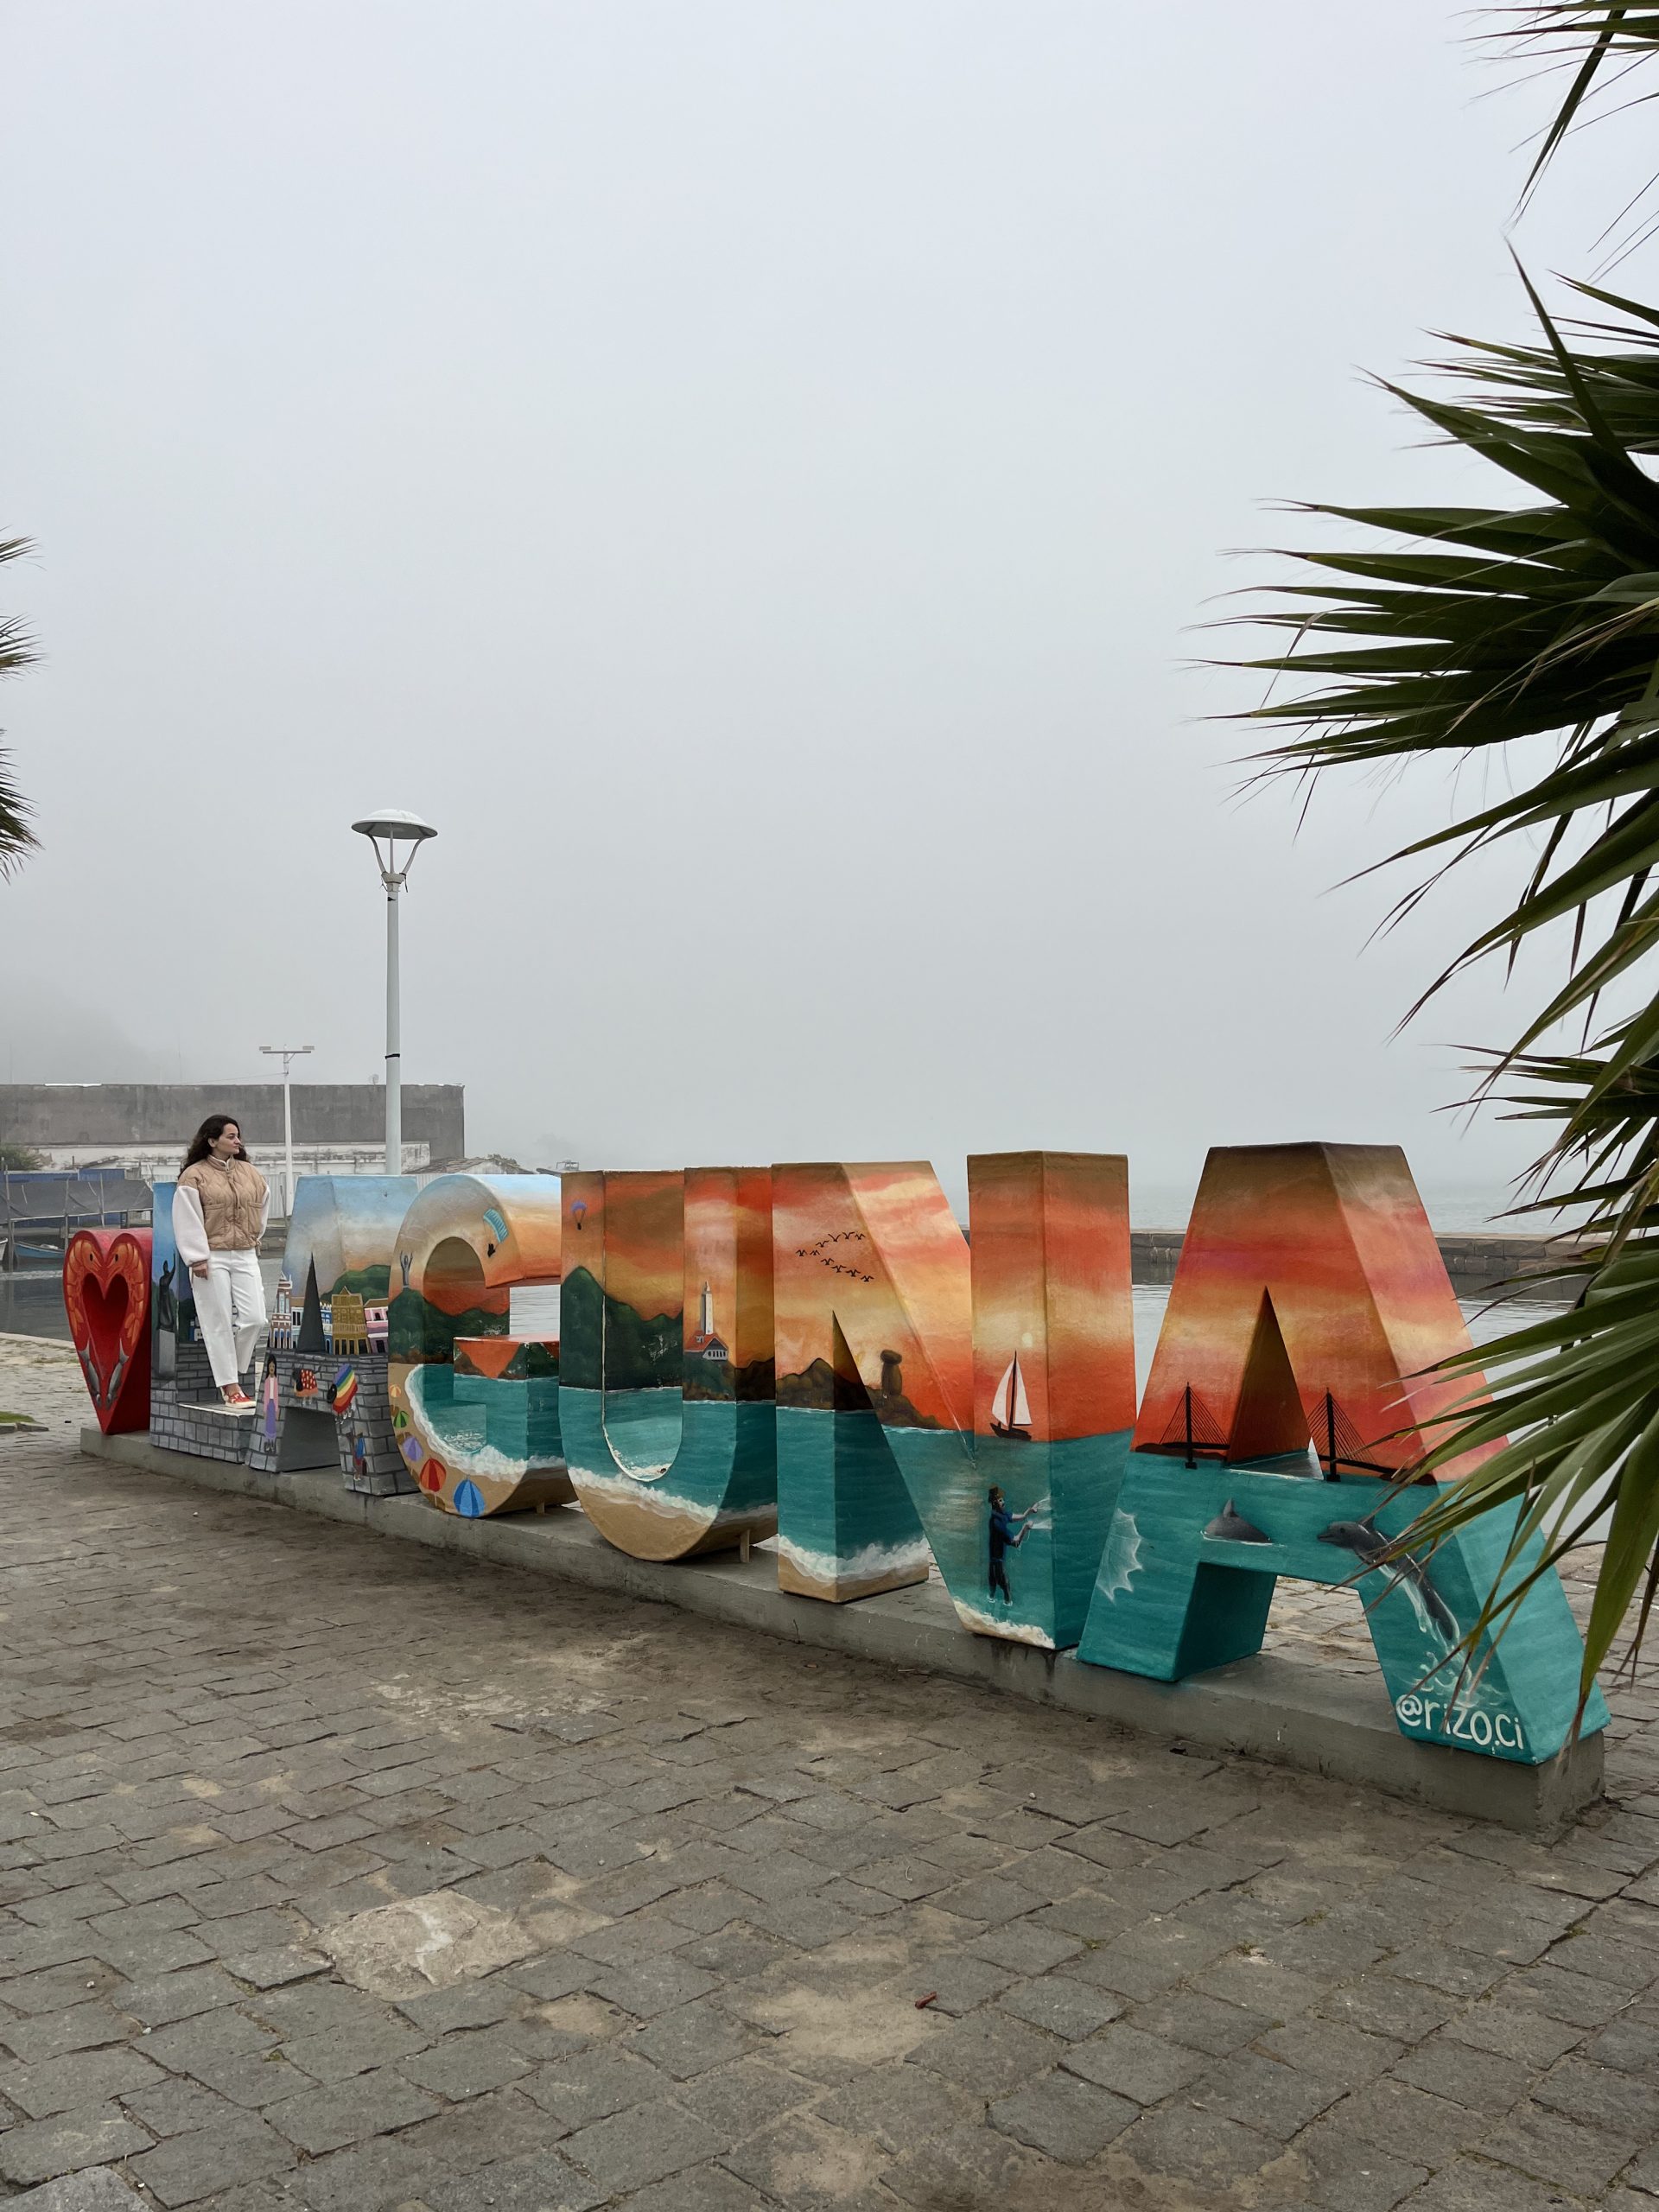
[[194, 1249, 266, 1388]]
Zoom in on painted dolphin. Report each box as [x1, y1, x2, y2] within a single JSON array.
[[1204, 1499, 1271, 1544], [1319, 1519, 1459, 1643]]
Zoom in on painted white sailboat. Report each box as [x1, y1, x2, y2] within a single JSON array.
[[990, 1354, 1033, 1437]]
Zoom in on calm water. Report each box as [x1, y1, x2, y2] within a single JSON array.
[[0, 1274, 73, 1339], [1129, 1182, 1531, 1235], [1123, 1286, 1548, 1391], [2, 1261, 285, 1344], [405, 1362, 563, 1472]]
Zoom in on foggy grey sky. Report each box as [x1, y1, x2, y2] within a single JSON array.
[[1, 3, 1638, 1222]]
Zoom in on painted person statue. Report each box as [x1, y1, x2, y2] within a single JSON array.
[[173, 1115, 270, 1410]]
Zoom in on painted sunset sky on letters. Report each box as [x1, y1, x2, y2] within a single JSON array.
[[772, 1161, 972, 1429], [968, 1150, 1135, 1444], [1133, 1142, 1494, 1477]]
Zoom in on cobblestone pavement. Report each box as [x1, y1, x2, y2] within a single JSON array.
[[6, 1344, 1659, 2210]]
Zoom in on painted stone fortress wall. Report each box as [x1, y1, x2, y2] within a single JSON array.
[[150, 1339, 262, 1464], [244, 1347, 412, 1497], [85, 1147, 1606, 1782]]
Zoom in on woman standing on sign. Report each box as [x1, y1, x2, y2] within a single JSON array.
[[174, 1115, 270, 1410]]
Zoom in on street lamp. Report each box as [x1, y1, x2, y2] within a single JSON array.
[[351, 808, 438, 1175], [258, 1044, 315, 1217]]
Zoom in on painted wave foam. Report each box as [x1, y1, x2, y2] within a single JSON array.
[[949, 1598, 1055, 1649], [774, 1535, 934, 1588], [567, 1462, 711, 1526]]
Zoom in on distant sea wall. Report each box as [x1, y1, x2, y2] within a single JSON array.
[[0, 1082, 465, 1159], [1130, 1229, 1586, 1303]]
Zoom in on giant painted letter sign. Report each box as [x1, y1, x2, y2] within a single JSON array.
[[1078, 1144, 1605, 1763], [558, 1168, 778, 1559], [248, 1174, 420, 1482], [79, 1137, 1610, 1771], [388, 1173, 570, 1516], [771, 1152, 1135, 1648]]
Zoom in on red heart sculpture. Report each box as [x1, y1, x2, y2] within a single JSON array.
[[63, 1229, 153, 1434]]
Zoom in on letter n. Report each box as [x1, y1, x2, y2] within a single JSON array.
[[772, 1154, 1134, 1648]]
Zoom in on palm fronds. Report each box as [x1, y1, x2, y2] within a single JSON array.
[[1251, 283, 1659, 1048], [1236, 8, 1659, 1713], [1241, 276, 1659, 1706], [1490, 7, 1659, 198], [0, 536, 38, 876]]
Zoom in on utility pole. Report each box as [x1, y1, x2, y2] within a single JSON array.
[[258, 1045, 315, 1217]]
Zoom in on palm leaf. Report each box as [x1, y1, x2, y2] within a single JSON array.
[[0, 535, 38, 875], [1236, 275, 1659, 1707], [1487, 8, 1659, 199], [1235, 9, 1659, 1712]]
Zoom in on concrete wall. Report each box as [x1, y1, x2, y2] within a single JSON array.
[[0, 1084, 465, 1160], [1129, 1227, 1588, 1303]]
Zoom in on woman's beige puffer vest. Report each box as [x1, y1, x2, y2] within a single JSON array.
[[179, 1157, 268, 1250]]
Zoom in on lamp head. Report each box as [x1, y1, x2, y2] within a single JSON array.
[[353, 808, 437, 885]]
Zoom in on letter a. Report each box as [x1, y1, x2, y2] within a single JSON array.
[[1132, 1142, 1491, 1479], [1078, 1142, 1606, 1764]]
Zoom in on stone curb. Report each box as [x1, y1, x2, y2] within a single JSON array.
[[78, 1427, 1603, 1836]]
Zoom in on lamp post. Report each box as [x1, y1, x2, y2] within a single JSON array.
[[258, 1044, 315, 1217], [351, 809, 438, 1175]]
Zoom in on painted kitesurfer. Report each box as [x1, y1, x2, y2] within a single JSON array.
[[987, 1485, 1037, 1605]]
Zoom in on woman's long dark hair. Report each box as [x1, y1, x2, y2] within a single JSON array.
[[182, 1114, 251, 1170]]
